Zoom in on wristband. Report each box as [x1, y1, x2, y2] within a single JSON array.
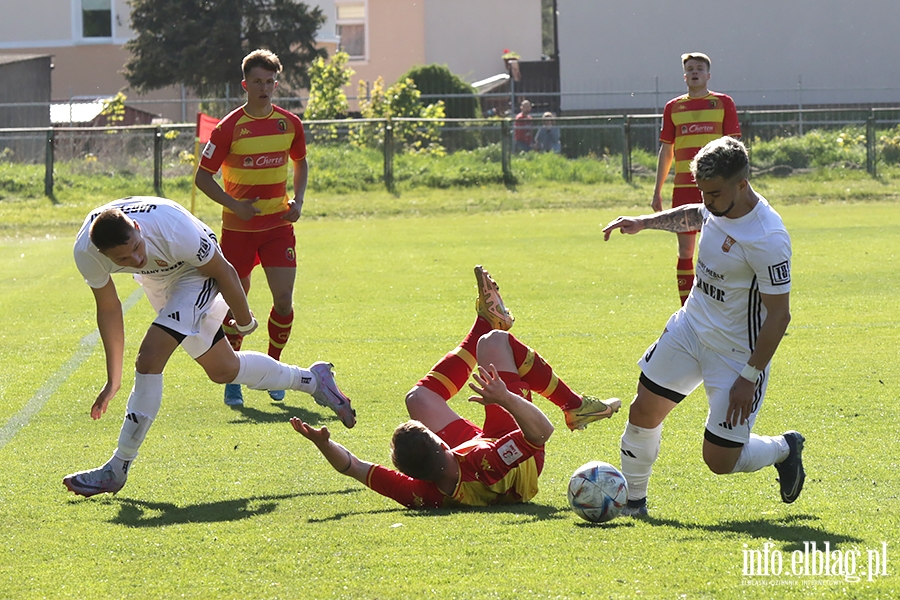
[[234, 317, 257, 334], [739, 363, 762, 382]]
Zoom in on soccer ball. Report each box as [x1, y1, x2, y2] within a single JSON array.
[[567, 461, 628, 523]]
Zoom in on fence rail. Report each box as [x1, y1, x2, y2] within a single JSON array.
[[1, 107, 899, 197]]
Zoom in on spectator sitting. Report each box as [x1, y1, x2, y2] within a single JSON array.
[[535, 112, 561, 153]]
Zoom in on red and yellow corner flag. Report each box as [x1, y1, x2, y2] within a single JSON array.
[[191, 112, 219, 213]]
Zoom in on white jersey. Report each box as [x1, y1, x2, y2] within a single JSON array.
[[683, 193, 791, 359], [73, 196, 219, 292]]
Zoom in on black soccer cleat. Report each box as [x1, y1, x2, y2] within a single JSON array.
[[774, 430, 806, 503]]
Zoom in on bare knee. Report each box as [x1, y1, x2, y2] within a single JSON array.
[[475, 330, 510, 364], [702, 440, 741, 475], [272, 294, 293, 317]]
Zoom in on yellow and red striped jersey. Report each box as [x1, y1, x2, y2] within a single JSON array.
[[660, 92, 740, 190], [199, 105, 306, 232]]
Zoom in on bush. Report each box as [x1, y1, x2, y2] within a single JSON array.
[[750, 129, 865, 169], [401, 64, 478, 120]]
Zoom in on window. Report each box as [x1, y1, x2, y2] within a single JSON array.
[[336, 2, 366, 59], [82, 0, 112, 38]]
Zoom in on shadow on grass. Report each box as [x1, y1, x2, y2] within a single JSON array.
[[307, 500, 567, 524], [225, 398, 340, 428], [640, 513, 863, 552], [109, 488, 363, 528]]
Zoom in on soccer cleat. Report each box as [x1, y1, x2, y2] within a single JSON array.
[[63, 464, 126, 498], [224, 383, 244, 406], [620, 498, 649, 518], [775, 430, 806, 503], [474, 265, 514, 331], [564, 396, 622, 431], [310, 361, 356, 429], [268, 389, 286, 401]]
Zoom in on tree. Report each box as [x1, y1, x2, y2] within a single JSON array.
[[124, 0, 326, 98], [400, 64, 478, 120], [351, 77, 445, 155], [305, 52, 355, 121]]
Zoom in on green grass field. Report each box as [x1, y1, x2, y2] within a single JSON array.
[[0, 183, 898, 599]]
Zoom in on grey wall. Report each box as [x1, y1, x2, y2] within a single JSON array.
[[557, 0, 900, 112]]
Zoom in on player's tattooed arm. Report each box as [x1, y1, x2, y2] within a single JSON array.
[[603, 205, 703, 240], [642, 205, 703, 233]]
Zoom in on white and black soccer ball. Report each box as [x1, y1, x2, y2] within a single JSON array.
[[567, 461, 628, 523]]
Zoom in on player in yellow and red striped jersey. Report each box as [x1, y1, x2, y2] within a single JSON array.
[[290, 267, 622, 509], [653, 53, 741, 306], [196, 49, 308, 407]]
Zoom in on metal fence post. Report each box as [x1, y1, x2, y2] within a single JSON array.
[[153, 126, 164, 196], [866, 112, 877, 177], [44, 128, 54, 197], [621, 115, 632, 183], [384, 121, 394, 191], [501, 119, 512, 184]]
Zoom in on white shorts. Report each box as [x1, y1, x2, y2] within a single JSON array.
[[637, 310, 770, 445], [138, 273, 230, 359]]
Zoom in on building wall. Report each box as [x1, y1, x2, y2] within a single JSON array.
[[557, 0, 900, 112], [423, 0, 542, 83]]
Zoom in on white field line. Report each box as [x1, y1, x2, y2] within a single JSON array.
[[0, 287, 145, 451]]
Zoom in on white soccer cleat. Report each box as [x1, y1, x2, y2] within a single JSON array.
[[310, 361, 356, 428], [63, 463, 126, 498]]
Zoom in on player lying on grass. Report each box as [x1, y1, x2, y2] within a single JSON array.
[[291, 266, 620, 508], [64, 196, 355, 498], [602, 137, 805, 517]]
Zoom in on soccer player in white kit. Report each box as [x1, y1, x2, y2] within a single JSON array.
[[602, 137, 805, 517], [64, 197, 356, 497]]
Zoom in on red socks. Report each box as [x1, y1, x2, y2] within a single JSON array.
[[507, 335, 581, 411], [417, 317, 492, 400], [267, 308, 293, 360], [677, 257, 694, 306]]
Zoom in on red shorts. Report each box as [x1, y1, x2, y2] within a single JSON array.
[[220, 225, 296, 279], [672, 185, 702, 208]]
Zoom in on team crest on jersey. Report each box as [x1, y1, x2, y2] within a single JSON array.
[[155, 259, 169, 267], [709, 99, 718, 108], [721, 235, 736, 252], [277, 119, 287, 132], [286, 247, 295, 262], [243, 156, 254, 167]]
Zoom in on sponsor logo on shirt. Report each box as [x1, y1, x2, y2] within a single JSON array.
[[497, 440, 524, 465], [202, 141, 216, 159], [681, 123, 716, 135], [255, 154, 286, 167], [768, 261, 791, 285]]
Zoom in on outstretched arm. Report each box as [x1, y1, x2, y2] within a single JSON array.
[[290, 417, 373, 483], [602, 204, 704, 241], [468, 365, 554, 446], [90, 279, 125, 420]]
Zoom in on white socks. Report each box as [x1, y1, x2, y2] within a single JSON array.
[[620, 421, 663, 501], [231, 351, 316, 394], [730, 433, 790, 474], [109, 372, 163, 481]]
